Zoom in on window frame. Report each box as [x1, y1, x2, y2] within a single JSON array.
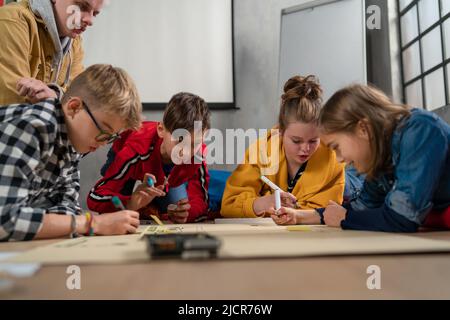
[[398, 0, 450, 110]]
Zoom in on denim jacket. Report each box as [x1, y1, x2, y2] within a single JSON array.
[[342, 108, 450, 232]]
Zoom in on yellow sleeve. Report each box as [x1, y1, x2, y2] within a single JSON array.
[[299, 163, 345, 209], [220, 161, 265, 218], [0, 18, 31, 105], [68, 36, 84, 86]]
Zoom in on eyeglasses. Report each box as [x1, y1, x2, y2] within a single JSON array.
[[82, 101, 120, 144]]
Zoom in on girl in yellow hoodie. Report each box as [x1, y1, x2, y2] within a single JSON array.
[[221, 75, 345, 219]]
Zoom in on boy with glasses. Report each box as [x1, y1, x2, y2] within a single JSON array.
[[0, 64, 142, 241]]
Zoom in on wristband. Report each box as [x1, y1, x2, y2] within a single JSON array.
[[85, 212, 95, 236], [70, 214, 79, 239]]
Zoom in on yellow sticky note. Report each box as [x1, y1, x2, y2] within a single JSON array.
[[150, 215, 164, 226], [286, 225, 312, 232]]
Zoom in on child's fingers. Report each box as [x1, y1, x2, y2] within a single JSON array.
[[286, 215, 296, 224], [169, 205, 190, 215], [127, 216, 140, 227], [129, 218, 140, 228], [281, 192, 297, 202], [126, 210, 140, 219], [151, 188, 166, 197], [281, 200, 296, 209], [145, 185, 165, 194], [168, 212, 188, 224], [177, 203, 191, 212], [139, 190, 151, 198], [277, 207, 292, 216], [178, 199, 189, 205], [255, 210, 266, 217], [272, 214, 288, 225], [271, 214, 282, 224], [171, 210, 189, 218], [139, 187, 164, 197], [286, 193, 297, 202], [126, 224, 138, 234]]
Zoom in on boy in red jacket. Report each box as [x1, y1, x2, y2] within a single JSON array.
[[87, 92, 210, 223]]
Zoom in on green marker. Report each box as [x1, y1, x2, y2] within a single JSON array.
[[112, 196, 126, 210]]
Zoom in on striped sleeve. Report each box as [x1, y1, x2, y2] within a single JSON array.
[[87, 145, 153, 213], [186, 162, 210, 223]]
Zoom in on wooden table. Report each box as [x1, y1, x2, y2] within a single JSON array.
[[1, 238, 450, 299]]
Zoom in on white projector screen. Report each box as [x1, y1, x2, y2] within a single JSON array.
[[83, 0, 235, 110], [279, 0, 367, 101]]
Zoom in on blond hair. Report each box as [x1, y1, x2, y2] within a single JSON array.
[[278, 75, 323, 131], [63, 64, 142, 130], [320, 84, 411, 179]]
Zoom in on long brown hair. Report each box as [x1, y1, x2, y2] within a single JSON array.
[[320, 84, 411, 179], [279, 75, 323, 131]]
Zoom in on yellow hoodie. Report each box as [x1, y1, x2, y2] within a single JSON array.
[[221, 130, 345, 218], [0, 0, 84, 105]]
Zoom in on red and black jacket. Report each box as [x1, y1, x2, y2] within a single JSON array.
[[87, 122, 209, 222]]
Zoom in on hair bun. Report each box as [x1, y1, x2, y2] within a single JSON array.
[[282, 75, 322, 102]]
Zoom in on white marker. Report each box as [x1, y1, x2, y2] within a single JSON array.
[[261, 175, 299, 210], [260, 176, 282, 192], [274, 189, 281, 211]]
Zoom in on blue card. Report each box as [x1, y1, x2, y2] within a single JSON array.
[[156, 183, 188, 211]]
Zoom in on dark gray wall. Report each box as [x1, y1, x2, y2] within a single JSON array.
[[366, 0, 393, 96]]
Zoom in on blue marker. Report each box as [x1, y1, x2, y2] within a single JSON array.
[[112, 196, 126, 210], [147, 177, 154, 187]]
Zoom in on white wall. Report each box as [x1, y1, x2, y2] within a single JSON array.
[[83, 0, 234, 104], [388, 0, 405, 103]]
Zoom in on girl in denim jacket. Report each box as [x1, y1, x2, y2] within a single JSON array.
[[271, 84, 450, 232]]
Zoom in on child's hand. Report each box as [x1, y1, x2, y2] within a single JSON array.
[[252, 195, 274, 216], [323, 200, 347, 228], [268, 207, 298, 225], [280, 191, 298, 208], [167, 199, 191, 224], [253, 192, 297, 215], [127, 174, 166, 211], [95, 210, 140, 235]]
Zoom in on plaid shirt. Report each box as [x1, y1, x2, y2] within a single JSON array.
[[0, 99, 82, 241]]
